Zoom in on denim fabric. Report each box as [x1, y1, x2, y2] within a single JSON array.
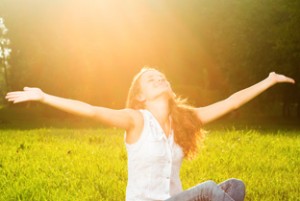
[[165, 178, 245, 201]]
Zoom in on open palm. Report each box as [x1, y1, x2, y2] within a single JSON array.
[[5, 87, 45, 104]]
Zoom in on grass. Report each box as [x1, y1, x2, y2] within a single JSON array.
[[0, 127, 299, 201]]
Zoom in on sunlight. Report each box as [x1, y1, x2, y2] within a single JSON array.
[[46, 0, 227, 105], [4, 0, 229, 106]]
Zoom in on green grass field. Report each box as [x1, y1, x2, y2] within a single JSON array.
[[0, 128, 299, 201]]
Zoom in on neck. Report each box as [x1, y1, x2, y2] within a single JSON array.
[[145, 98, 172, 136], [146, 97, 169, 116]]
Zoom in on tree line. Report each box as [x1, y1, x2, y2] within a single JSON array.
[[0, 0, 299, 118]]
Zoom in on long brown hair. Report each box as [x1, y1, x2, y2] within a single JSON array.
[[126, 67, 204, 159]]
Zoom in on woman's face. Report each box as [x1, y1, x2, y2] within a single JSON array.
[[138, 70, 173, 102]]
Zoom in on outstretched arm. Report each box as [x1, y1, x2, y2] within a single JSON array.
[[5, 87, 139, 130], [195, 72, 295, 125]]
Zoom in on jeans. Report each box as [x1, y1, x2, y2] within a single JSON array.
[[165, 178, 245, 201]]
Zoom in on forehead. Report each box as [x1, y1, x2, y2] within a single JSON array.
[[140, 70, 164, 80]]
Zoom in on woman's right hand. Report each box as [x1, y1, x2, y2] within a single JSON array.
[[5, 87, 45, 104], [5, 87, 141, 133]]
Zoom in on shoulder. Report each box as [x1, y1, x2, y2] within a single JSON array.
[[121, 108, 144, 129], [124, 109, 145, 144], [122, 108, 143, 121]]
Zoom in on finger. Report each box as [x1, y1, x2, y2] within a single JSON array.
[[5, 95, 20, 100], [6, 96, 24, 102], [281, 75, 295, 83], [6, 91, 25, 96], [6, 98, 16, 102], [12, 97, 30, 104], [6, 95, 22, 100], [287, 78, 295, 84], [6, 92, 30, 98], [6, 97, 22, 102], [5, 96, 17, 101], [5, 93, 25, 99], [24, 87, 33, 91]]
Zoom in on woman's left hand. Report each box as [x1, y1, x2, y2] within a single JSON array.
[[268, 72, 295, 84]]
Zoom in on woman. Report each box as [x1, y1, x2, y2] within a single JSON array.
[[5, 68, 295, 201]]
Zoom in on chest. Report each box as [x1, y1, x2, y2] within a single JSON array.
[[143, 116, 184, 163]]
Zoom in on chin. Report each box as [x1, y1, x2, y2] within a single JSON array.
[[161, 89, 174, 100], [151, 86, 174, 100]]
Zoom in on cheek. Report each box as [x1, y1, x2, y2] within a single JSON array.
[[145, 87, 156, 97], [139, 85, 152, 99]]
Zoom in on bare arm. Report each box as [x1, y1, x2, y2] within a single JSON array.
[[5, 87, 139, 130], [195, 72, 295, 125]]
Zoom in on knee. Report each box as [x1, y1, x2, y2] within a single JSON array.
[[203, 180, 218, 187], [229, 178, 246, 195], [193, 180, 218, 197], [200, 180, 218, 190], [194, 180, 218, 191]]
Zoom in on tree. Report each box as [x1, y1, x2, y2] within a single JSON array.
[[0, 17, 12, 104]]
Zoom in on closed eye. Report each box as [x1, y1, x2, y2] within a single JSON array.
[[146, 74, 166, 82]]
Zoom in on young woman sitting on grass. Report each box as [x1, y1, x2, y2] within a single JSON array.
[[6, 68, 295, 201]]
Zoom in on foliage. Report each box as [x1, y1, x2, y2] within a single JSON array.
[[0, 17, 11, 103], [0, 0, 299, 115], [0, 128, 299, 200]]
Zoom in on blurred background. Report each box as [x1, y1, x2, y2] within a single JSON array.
[[0, 0, 299, 127]]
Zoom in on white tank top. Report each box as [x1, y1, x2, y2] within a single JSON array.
[[125, 110, 184, 201]]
